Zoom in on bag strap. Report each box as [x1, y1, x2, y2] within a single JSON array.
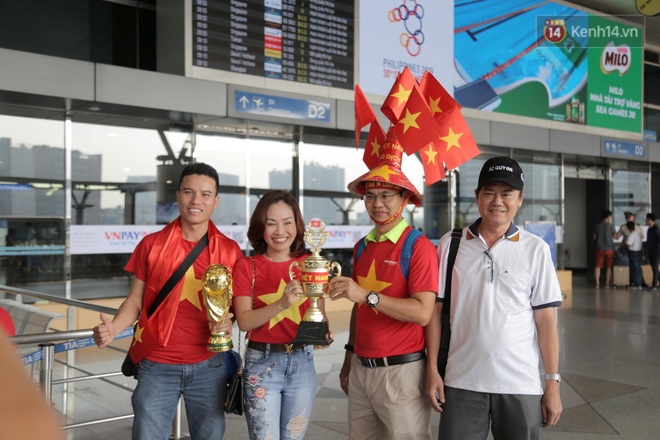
[[239, 257, 257, 372], [146, 232, 209, 318], [441, 228, 463, 314]]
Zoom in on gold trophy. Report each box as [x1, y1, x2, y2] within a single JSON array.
[[289, 218, 341, 345], [202, 264, 234, 352]]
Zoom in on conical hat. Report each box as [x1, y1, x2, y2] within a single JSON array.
[[347, 129, 423, 207]]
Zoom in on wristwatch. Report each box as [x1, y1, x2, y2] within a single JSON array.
[[366, 291, 380, 308], [544, 373, 561, 384]]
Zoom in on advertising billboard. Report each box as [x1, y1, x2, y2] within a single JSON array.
[[452, 0, 642, 133]]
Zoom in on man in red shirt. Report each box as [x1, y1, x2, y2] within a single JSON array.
[[328, 132, 438, 440], [92, 163, 243, 439]]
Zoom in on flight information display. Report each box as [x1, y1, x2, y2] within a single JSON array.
[[192, 0, 354, 89]]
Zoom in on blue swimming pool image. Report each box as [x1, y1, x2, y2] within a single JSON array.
[[454, 0, 588, 113]]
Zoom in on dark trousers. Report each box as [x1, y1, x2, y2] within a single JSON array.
[[628, 250, 643, 287], [649, 253, 660, 287]]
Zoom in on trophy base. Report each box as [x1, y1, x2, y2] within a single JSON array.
[[293, 321, 333, 345], [208, 335, 233, 353]]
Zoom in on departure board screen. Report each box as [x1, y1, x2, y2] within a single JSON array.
[[192, 0, 354, 89]]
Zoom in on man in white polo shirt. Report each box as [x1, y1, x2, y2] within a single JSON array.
[[425, 156, 563, 440]]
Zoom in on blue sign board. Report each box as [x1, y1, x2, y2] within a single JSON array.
[[234, 91, 331, 122], [602, 139, 646, 159], [644, 130, 657, 142]]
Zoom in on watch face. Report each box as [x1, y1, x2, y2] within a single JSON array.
[[367, 292, 379, 307]]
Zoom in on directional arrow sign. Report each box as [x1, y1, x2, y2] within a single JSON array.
[[234, 91, 331, 122]]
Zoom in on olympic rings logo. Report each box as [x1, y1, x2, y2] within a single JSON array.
[[388, 0, 425, 57]]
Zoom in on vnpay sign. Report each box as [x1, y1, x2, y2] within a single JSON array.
[[104, 231, 149, 241]]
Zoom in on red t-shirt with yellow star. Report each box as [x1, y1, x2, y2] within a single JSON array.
[[128, 238, 217, 364], [233, 254, 310, 344], [352, 227, 439, 358]]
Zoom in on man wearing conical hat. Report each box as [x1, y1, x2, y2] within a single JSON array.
[[328, 131, 438, 439]]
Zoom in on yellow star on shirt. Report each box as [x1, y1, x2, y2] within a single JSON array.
[[423, 144, 438, 165], [365, 165, 400, 182], [398, 109, 421, 133], [440, 127, 464, 151], [132, 323, 144, 346], [358, 261, 393, 314], [258, 279, 307, 329], [179, 265, 203, 310], [391, 84, 413, 107], [428, 96, 442, 116]]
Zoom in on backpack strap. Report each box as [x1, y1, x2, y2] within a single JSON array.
[[400, 228, 423, 279], [354, 228, 423, 280]]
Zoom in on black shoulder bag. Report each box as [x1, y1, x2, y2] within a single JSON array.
[[437, 228, 462, 379], [121, 232, 209, 377]]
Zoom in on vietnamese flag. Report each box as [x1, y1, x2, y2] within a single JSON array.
[[419, 71, 459, 118], [419, 142, 446, 185], [354, 84, 376, 148], [380, 66, 418, 124], [363, 122, 386, 169], [393, 85, 443, 155], [435, 106, 480, 170]]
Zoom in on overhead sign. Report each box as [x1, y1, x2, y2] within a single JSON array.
[[191, 0, 354, 89], [602, 139, 646, 159], [233, 90, 331, 122]]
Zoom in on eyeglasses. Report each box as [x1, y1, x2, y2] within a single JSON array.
[[483, 250, 494, 283], [363, 191, 404, 203]]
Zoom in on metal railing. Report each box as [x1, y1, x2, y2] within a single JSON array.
[[2, 284, 186, 438]]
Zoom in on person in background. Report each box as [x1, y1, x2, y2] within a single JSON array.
[[92, 162, 243, 440], [626, 220, 644, 289], [619, 212, 644, 286], [0, 331, 65, 439], [646, 213, 660, 290], [593, 210, 622, 288], [426, 157, 562, 440], [328, 134, 438, 440], [233, 190, 329, 440]]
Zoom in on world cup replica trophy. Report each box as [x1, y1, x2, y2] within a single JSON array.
[[201, 264, 234, 352], [289, 218, 341, 345]]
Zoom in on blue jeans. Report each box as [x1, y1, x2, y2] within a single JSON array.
[[243, 345, 317, 440], [131, 353, 227, 440]]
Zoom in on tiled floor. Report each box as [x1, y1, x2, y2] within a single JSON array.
[[21, 274, 660, 439]]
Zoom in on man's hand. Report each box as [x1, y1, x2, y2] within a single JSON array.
[[93, 313, 116, 348]]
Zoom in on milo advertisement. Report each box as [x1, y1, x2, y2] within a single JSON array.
[[452, 0, 643, 134]]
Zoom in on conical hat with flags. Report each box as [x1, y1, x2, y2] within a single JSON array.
[[348, 128, 423, 207]]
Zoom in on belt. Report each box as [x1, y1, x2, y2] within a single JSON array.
[[248, 341, 306, 353], [357, 351, 426, 368]]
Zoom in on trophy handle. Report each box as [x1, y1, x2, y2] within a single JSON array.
[[289, 260, 300, 281], [328, 261, 341, 278]]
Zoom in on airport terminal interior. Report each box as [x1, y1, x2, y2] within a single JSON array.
[[1, 0, 660, 438]]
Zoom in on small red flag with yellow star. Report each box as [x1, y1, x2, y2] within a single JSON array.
[[381, 66, 418, 124], [362, 122, 386, 169], [393, 85, 443, 155], [418, 143, 446, 185], [434, 106, 480, 170], [354, 84, 376, 148]]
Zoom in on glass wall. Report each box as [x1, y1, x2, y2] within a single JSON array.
[[611, 169, 650, 221]]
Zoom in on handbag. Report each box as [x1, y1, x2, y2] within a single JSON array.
[[437, 228, 462, 378], [121, 232, 209, 377], [224, 257, 255, 414]]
